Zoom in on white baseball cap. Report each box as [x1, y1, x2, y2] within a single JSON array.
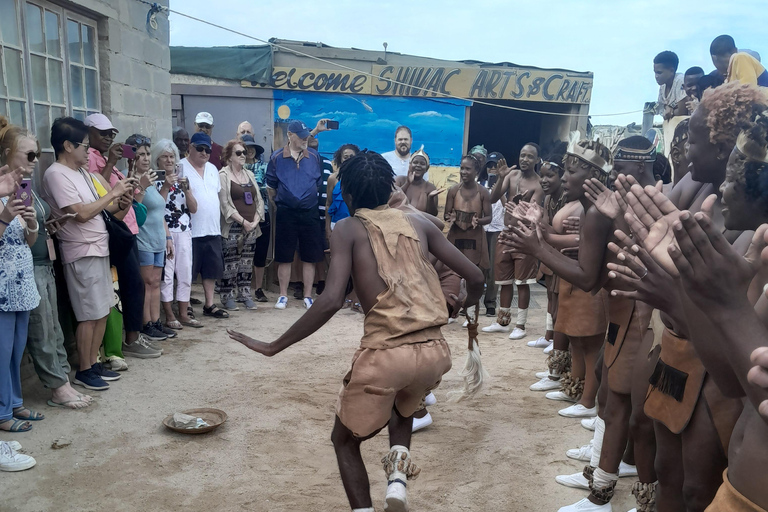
[[195, 112, 214, 125], [84, 113, 118, 132]]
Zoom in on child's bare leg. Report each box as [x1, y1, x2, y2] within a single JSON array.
[[331, 416, 374, 510], [630, 344, 658, 483], [580, 334, 603, 409], [654, 421, 685, 512], [499, 284, 513, 309], [515, 284, 530, 329], [389, 407, 413, 449]]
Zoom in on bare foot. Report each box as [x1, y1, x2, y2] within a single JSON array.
[[50, 383, 92, 409]]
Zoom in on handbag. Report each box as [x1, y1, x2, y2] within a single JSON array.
[[79, 169, 134, 263]]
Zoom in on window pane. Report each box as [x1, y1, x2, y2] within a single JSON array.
[[25, 3, 45, 53], [67, 19, 80, 64], [50, 105, 64, 121], [30, 54, 47, 101], [0, 101, 6, 117], [34, 104, 50, 148], [4, 48, 23, 97], [0, 51, 6, 97], [85, 68, 98, 109], [82, 24, 95, 67], [48, 59, 63, 104], [44, 10, 60, 58], [0, 0, 20, 46], [70, 64, 83, 108], [9, 100, 25, 127], [72, 109, 85, 121]]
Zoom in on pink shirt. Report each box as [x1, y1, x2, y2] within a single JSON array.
[[42, 162, 109, 264], [88, 148, 139, 234]]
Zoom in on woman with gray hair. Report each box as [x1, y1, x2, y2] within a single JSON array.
[[153, 139, 202, 329]]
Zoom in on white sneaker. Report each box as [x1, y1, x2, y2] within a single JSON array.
[[527, 336, 550, 348], [424, 392, 437, 406], [303, 297, 313, 309], [274, 296, 288, 309], [0, 442, 36, 472], [619, 461, 638, 478], [7, 441, 21, 451], [566, 441, 594, 461], [582, 417, 598, 431], [412, 412, 433, 433], [546, 390, 577, 402], [462, 320, 469, 328], [557, 497, 612, 512], [447, 317, 457, 324], [535, 370, 549, 379], [509, 327, 527, 339], [530, 377, 561, 391], [559, 404, 598, 418], [481, 322, 509, 333], [384, 480, 408, 512], [543, 341, 554, 354], [555, 471, 590, 490]]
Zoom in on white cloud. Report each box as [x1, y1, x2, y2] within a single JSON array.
[[409, 111, 458, 121]]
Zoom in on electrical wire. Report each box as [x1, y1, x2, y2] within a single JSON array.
[[145, 1, 645, 119]]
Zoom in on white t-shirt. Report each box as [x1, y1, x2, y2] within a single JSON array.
[[484, 199, 505, 233], [179, 158, 221, 238], [382, 150, 411, 177], [656, 73, 686, 115]]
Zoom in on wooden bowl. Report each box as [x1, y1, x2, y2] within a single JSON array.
[[162, 408, 228, 435]]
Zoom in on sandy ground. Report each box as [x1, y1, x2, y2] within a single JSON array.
[[2, 283, 637, 512]]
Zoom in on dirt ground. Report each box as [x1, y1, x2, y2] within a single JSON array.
[[2, 283, 637, 512]]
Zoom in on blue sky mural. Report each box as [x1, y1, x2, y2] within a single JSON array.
[[273, 91, 469, 166]]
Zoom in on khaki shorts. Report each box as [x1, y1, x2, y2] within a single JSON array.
[[494, 244, 539, 286], [336, 339, 452, 438], [64, 256, 112, 321]]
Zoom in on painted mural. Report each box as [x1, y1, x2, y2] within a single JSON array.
[[272, 90, 469, 167]]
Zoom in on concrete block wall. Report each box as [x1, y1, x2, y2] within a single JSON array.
[[74, 0, 172, 142]]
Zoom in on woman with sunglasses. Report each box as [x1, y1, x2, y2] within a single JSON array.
[[126, 134, 176, 343], [218, 139, 264, 310], [0, 117, 93, 413]]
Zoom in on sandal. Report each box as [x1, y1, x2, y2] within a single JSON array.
[[342, 299, 353, 309], [187, 306, 195, 319], [181, 318, 204, 328], [166, 320, 183, 330], [13, 407, 44, 421], [0, 419, 32, 432], [190, 297, 203, 305], [351, 303, 364, 313], [203, 305, 229, 318]]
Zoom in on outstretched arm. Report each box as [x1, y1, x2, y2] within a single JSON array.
[[228, 218, 354, 356]]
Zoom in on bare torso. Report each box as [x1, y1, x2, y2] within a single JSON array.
[[395, 176, 436, 213]]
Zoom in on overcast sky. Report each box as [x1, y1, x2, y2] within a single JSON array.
[[168, 0, 767, 126]]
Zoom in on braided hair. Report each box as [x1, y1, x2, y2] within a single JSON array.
[[338, 150, 395, 211], [734, 112, 768, 205]]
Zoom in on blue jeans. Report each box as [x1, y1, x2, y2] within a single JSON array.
[[0, 310, 31, 421]]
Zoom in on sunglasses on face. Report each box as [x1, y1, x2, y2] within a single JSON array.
[[26, 151, 41, 162], [234, 150, 245, 157], [98, 129, 116, 138], [197, 123, 212, 130], [73, 141, 90, 151], [194, 145, 212, 154]]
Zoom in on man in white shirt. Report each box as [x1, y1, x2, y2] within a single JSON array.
[[381, 126, 413, 177], [653, 51, 686, 121], [179, 132, 228, 319]]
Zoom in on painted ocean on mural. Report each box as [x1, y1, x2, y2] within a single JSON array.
[[273, 90, 468, 166]]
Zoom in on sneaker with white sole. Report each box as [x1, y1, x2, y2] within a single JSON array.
[[0, 442, 36, 472], [535, 370, 549, 379], [462, 320, 468, 328], [424, 392, 437, 406], [122, 335, 162, 359], [566, 441, 594, 461], [559, 404, 598, 418], [303, 297, 313, 309], [543, 341, 554, 354], [481, 322, 509, 333], [105, 356, 128, 371], [412, 412, 433, 433], [555, 471, 590, 490], [581, 417, 598, 431], [619, 461, 638, 478], [557, 497, 612, 512], [275, 296, 288, 309], [546, 390, 577, 402], [6, 441, 21, 451], [447, 317, 457, 324], [384, 480, 408, 512], [509, 327, 527, 339], [527, 336, 551, 348], [530, 377, 561, 391]]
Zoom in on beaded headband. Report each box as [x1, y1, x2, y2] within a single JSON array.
[[613, 145, 657, 163], [566, 140, 612, 175], [410, 145, 430, 167]]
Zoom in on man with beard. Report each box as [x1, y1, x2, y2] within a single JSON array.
[[382, 126, 414, 178], [483, 143, 544, 340]]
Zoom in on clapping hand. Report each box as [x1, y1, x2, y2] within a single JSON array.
[[429, 187, 446, 198], [584, 178, 624, 220], [563, 216, 581, 235], [748, 346, 768, 420]]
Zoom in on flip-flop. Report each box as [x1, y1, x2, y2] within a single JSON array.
[[13, 407, 44, 421], [166, 320, 183, 330], [47, 398, 90, 409], [0, 419, 32, 432], [181, 318, 204, 328], [203, 305, 229, 318]]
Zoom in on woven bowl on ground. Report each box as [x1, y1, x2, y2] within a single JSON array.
[[162, 408, 228, 435]]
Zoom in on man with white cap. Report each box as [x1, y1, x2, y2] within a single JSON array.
[[194, 112, 223, 170]]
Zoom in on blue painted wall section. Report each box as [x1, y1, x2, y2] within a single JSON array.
[[273, 90, 469, 166]]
